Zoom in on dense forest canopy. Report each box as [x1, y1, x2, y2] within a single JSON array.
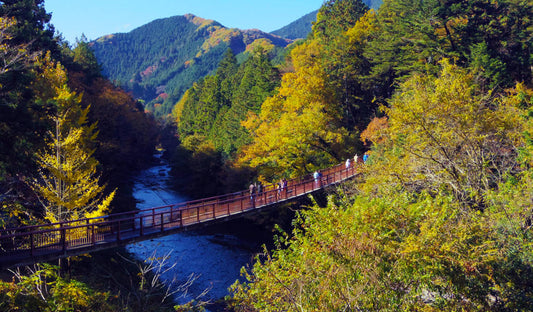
[[0, 0, 158, 225], [226, 0, 533, 310]]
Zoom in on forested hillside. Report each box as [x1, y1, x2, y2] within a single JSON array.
[[224, 0, 533, 310], [90, 14, 292, 116], [271, 10, 319, 40], [0, 1, 171, 309]]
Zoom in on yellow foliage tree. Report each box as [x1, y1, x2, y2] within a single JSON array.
[[31, 54, 115, 223], [363, 59, 526, 208], [239, 39, 353, 180]]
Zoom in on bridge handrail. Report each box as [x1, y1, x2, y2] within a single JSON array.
[[0, 162, 354, 235], [0, 167, 348, 240], [0, 161, 359, 266]]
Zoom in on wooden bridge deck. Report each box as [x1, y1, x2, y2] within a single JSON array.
[[0, 163, 358, 268]]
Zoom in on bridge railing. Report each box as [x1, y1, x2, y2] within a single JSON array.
[[0, 161, 359, 266]]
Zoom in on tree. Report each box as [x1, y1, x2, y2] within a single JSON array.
[[30, 55, 114, 223], [325, 10, 378, 131], [313, 0, 369, 42], [364, 60, 526, 209], [0, 16, 44, 179], [0, 17, 36, 76], [175, 47, 281, 159], [212, 48, 280, 156], [239, 40, 354, 180], [0, 0, 57, 54], [0, 264, 116, 312], [365, 0, 533, 101], [72, 35, 102, 80]]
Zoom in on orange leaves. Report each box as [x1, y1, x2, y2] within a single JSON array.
[[360, 116, 388, 146]]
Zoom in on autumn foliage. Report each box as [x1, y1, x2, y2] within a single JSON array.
[[229, 0, 533, 310]]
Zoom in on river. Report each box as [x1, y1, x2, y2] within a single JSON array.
[[125, 153, 260, 308]]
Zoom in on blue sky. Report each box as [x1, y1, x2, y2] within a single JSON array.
[[44, 0, 324, 44]]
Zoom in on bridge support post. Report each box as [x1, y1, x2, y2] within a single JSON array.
[[91, 225, 95, 245], [86, 219, 90, 243], [117, 221, 121, 241], [61, 227, 66, 252], [30, 233, 34, 257]]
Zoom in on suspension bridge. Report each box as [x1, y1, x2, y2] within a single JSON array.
[[0, 163, 358, 269]]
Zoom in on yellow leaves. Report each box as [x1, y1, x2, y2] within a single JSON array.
[[365, 59, 531, 206], [198, 27, 239, 57], [30, 55, 114, 224], [172, 88, 190, 123], [245, 38, 275, 54], [0, 17, 16, 39], [346, 10, 377, 45], [239, 38, 350, 179], [32, 52, 83, 114], [432, 16, 467, 48]]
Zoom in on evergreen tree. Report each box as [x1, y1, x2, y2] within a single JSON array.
[[213, 48, 280, 156], [216, 49, 238, 101], [0, 0, 57, 54], [0, 16, 44, 179], [72, 35, 102, 79], [365, 0, 533, 99], [313, 0, 369, 42]]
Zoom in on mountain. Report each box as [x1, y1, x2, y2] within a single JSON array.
[[272, 10, 318, 40], [90, 14, 291, 116]]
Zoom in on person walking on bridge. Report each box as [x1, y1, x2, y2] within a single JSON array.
[[249, 182, 256, 208], [314, 170, 321, 188]]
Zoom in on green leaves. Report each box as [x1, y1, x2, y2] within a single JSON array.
[[176, 48, 281, 158]]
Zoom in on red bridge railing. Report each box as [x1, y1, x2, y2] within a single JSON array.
[[0, 162, 358, 268]]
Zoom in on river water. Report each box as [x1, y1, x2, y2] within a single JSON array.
[[125, 153, 259, 307]]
